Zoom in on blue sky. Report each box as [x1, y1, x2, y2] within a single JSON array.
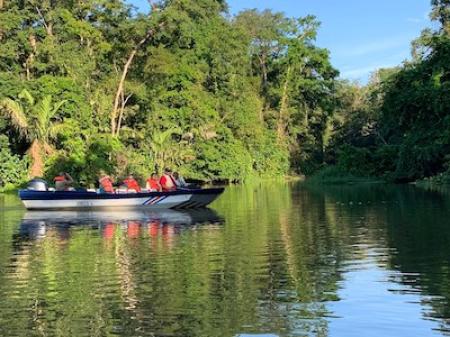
[[129, 0, 432, 83]]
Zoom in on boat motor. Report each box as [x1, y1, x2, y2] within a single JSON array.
[[27, 179, 48, 191]]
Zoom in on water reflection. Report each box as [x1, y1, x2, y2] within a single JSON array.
[[1, 184, 450, 336], [18, 209, 223, 241], [299, 184, 450, 336]]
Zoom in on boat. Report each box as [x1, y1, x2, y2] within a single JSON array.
[[19, 180, 224, 210]]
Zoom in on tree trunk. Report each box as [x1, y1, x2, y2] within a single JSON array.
[[259, 106, 264, 122], [304, 109, 309, 128], [46, 22, 53, 37], [116, 93, 132, 137], [111, 24, 163, 135], [258, 54, 268, 90], [25, 34, 37, 80], [111, 49, 135, 135], [25, 61, 31, 81], [35, 6, 53, 36], [28, 140, 44, 178], [277, 66, 291, 142], [0, 0, 4, 10]]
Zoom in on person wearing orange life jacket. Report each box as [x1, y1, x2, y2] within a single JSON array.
[[99, 171, 114, 193], [146, 173, 162, 192], [159, 167, 177, 191], [54, 172, 74, 191], [123, 174, 141, 193]]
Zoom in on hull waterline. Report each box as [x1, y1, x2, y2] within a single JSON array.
[[19, 188, 224, 210]]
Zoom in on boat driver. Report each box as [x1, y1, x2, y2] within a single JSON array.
[[54, 172, 74, 191]]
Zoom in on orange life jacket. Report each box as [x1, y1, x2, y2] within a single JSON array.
[[123, 178, 141, 192], [99, 176, 114, 193]]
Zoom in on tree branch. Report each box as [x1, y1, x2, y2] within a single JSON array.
[[111, 22, 164, 135], [35, 6, 53, 36], [116, 93, 133, 137]]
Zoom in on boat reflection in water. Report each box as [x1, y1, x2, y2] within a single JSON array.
[[18, 208, 223, 242]]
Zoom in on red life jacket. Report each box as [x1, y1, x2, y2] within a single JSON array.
[[160, 174, 176, 191], [123, 178, 141, 192], [99, 176, 114, 193], [146, 178, 161, 191], [54, 175, 65, 182]]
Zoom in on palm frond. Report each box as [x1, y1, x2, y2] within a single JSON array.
[[35, 95, 53, 140], [152, 127, 182, 147], [52, 99, 67, 117], [48, 122, 68, 140], [119, 126, 145, 140], [0, 98, 29, 137], [18, 89, 35, 106]]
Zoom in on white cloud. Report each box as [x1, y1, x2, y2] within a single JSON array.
[[336, 36, 409, 57], [339, 49, 410, 82], [340, 63, 397, 80], [407, 17, 423, 23]]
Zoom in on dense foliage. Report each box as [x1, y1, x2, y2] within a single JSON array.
[[0, 135, 28, 189], [1, 0, 449, 187], [0, 0, 337, 186], [323, 0, 450, 183]]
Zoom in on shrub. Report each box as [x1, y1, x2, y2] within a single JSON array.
[[0, 135, 28, 190]]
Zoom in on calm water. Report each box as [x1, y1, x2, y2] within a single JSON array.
[[1, 183, 450, 337]]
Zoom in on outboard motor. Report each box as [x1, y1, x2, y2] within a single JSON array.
[[27, 179, 48, 191]]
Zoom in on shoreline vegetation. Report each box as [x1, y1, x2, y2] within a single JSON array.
[[0, 1, 449, 192], [305, 166, 383, 185]]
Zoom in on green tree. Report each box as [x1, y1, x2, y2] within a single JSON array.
[[0, 135, 28, 189], [1, 89, 66, 177]]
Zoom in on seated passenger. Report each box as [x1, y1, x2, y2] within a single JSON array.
[[99, 171, 114, 193], [146, 173, 162, 192], [123, 174, 141, 193], [173, 172, 188, 188], [159, 168, 177, 191], [54, 172, 74, 191]]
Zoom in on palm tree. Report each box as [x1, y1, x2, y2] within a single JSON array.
[[1, 89, 67, 177], [149, 127, 182, 172]]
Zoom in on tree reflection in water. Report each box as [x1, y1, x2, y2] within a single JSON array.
[[1, 184, 450, 336]]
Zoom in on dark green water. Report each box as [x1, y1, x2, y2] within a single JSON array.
[[1, 183, 450, 337]]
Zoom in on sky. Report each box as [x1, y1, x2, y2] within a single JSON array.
[[129, 0, 433, 83]]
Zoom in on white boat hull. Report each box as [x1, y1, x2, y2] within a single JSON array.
[[22, 194, 192, 210], [19, 188, 224, 210]]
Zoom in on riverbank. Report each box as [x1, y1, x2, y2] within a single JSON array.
[[415, 172, 450, 187], [305, 166, 383, 185], [5, 168, 450, 194]]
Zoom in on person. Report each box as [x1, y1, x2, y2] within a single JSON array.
[[159, 167, 177, 191], [123, 174, 142, 193], [99, 171, 114, 193], [146, 173, 162, 192], [173, 172, 188, 188], [54, 172, 74, 191]]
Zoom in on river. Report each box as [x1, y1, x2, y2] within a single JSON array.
[[0, 182, 449, 337]]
